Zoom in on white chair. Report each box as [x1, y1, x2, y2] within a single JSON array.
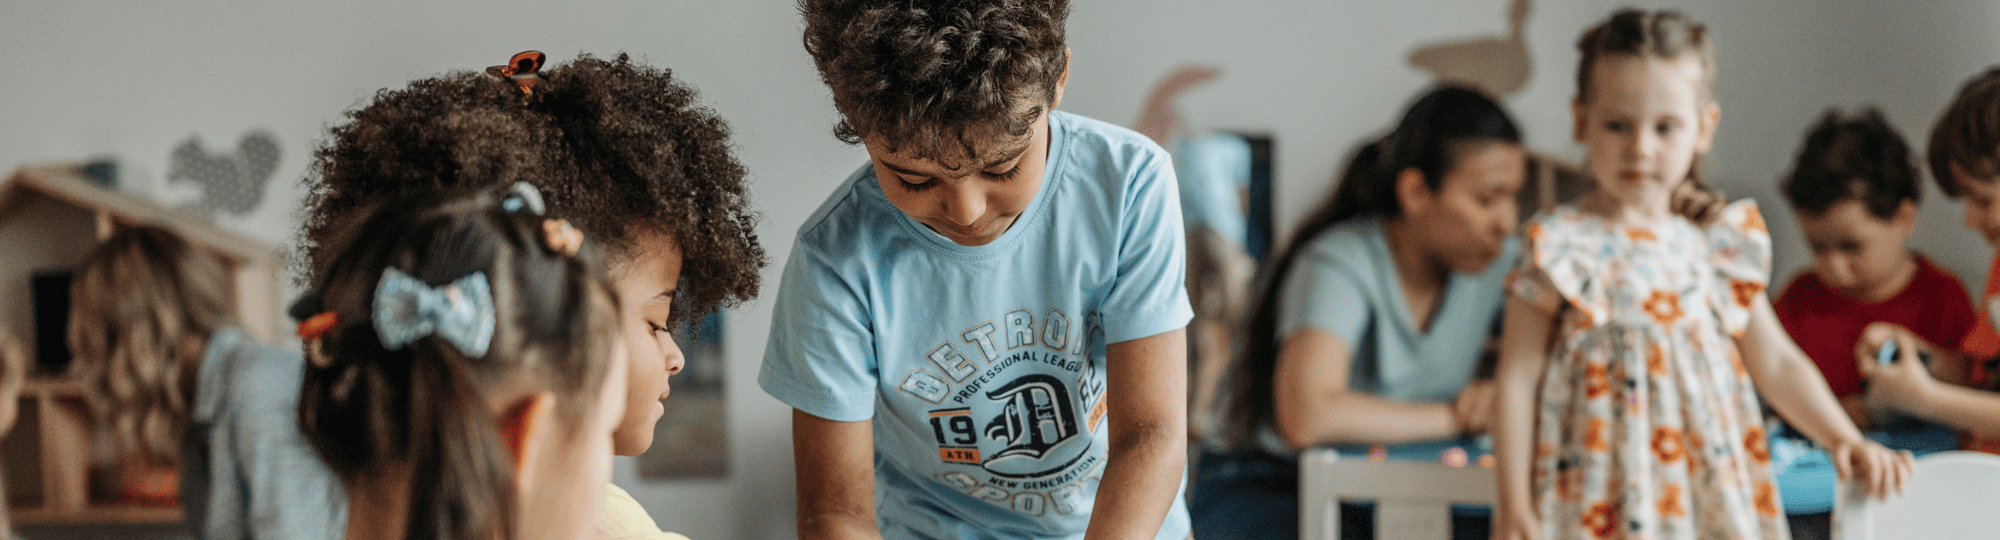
[[1299, 447, 1497, 540], [1832, 450, 2000, 540]]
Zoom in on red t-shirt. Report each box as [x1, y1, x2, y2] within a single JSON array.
[[1773, 255, 1977, 398]]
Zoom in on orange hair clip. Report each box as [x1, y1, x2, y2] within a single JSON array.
[[486, 50, 546, 97], [297, 312, 338, 340]]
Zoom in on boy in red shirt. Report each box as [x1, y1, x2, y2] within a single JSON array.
[[1774, 107, 1977, 431]]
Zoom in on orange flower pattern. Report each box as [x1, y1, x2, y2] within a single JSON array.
[[1582, 502, 1620, 539], [1586, 362, 1611, 399], [1510, 201, 1783, 539], [1657, 483, 1686, 518], [1742, 206, 1767, 235], [1754, 481, 1780, 516], [1626, 227, 1657, 243], [1643, 290, 1683, 328], [1585, 417, 1609, 452], [1730, 279, 1762, 309], [1744, 427, 1769, 464], [1652, 427, 1685, 463]]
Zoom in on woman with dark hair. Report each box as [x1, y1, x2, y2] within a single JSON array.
[[1191, 85, 1527, 540]]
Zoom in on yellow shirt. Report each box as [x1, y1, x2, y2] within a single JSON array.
[[593, 483, 692, 540]]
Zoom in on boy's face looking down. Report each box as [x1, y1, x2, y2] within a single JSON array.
[[865, 77, 1066, 247], [1954, 165, 2000, 249], [1793, 198, 1916, 302]]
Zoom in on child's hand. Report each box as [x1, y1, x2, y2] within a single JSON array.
[[1853, 322, 1918, 364], [1491, 507, 1539, 540], [1857, 335, 1937, 417], [1830, 438, 1913, 499], [1453, 380, 1499, 435]]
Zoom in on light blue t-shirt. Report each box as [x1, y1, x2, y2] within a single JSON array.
[[761, 111, 1195, 540], [1278, 217, 1518, 405]]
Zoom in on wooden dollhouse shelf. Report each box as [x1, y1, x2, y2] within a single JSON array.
[[1, 164, 285, 526], [11, 505, 182, 525]]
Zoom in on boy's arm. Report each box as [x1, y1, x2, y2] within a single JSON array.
[[1492, 296, 1555, 540], [1735, 296, 1910, 497], [1857, 322, 1973, 386], [1272, 329, 1471, 448], [793, 409, 884, 540], [1862, 335, 2000, 434], [1083, 328, 1187, 540]]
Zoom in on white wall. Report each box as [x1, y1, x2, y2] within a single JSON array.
[[4, 1, 1998, 539]]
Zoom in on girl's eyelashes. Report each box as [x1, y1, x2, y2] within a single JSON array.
[[647, 321, 670, 336]]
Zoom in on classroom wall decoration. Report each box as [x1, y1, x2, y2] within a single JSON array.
[[167, 130, 280, 217], [1407, 0, 1533, 98]]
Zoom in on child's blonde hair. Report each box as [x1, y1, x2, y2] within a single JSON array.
[[68, 225, 234, 465], [1575, 8, 1727, 224], [297, 186, 617, 540]]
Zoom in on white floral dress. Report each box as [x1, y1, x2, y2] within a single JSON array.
[[1509, 200, 1788, 540]]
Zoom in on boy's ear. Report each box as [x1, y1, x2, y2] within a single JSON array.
[[1893, 199, 1920, 232], [1048, 47, 1071, 111], [1694, 101, 1722, 154], [1571, 96, 1588, 142], [498, 391, 557, 472]]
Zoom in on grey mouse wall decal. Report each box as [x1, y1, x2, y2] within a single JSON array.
[[168, 130, 280, 217]]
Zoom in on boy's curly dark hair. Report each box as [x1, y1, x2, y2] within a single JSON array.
[[298, 53, 764, 324], [1930, 67, 2000, 198], [1781, 107, 1920, 220], [801, 0, 1070, 164]]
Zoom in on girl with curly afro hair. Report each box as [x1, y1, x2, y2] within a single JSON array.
[[297, 51, 763, 538]]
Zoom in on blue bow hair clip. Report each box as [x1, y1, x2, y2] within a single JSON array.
[[373, 268, 496, 358]]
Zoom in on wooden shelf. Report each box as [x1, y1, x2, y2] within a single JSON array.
[[5, 378, 185, 526], [12, 504, 182, 525]]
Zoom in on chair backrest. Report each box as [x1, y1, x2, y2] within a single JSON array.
[[1833, 450, 2000, 540], [1299, 448, 1497, 540]]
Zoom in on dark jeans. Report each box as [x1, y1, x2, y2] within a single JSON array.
[[1190, 449, 1489, 540]]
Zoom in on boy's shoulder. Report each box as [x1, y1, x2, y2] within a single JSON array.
[[1909, 253, 1975, 299], [1050, 111, 1170, 172], [792, 163, 887, 246]]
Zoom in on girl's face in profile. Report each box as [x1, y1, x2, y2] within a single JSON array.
[[609, 231, 687, 456], [516, 294, 630, 540], [1408, 141, 1526, 274]]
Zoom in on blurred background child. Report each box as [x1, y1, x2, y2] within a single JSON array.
[[67, 224, 343, 540], [295, 186, 627, 540], [1491, 9, 1910, 540], [1774, 107, 1976, 433], [1867, 67, 2000, 452]]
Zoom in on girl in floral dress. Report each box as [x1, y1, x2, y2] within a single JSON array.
[[1489, 9, 1912, 540]]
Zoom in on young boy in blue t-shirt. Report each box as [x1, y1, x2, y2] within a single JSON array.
[[759, 1, 1193, 539]]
